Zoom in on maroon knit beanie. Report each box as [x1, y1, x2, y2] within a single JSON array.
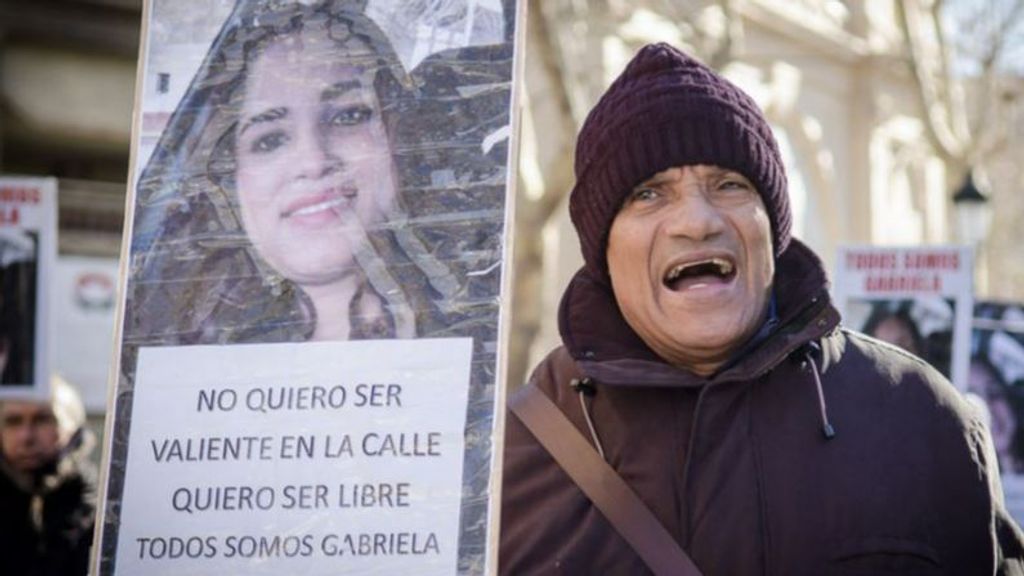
[[569, 43, 791, 280]]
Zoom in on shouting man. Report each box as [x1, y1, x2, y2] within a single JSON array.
[[500, 43, 1024, 575]]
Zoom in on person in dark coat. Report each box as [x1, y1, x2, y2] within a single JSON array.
[[500, 42, 1024, 575], [0, 379, 96, 576]]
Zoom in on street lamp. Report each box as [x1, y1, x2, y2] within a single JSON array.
[[952, 168, 993, 294], [953, 169, 993, 245]]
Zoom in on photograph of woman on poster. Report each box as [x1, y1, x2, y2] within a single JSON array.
[[862, 301, 925, 357], [128, 1, 510, 346], [859, 298, 955, 377], [968, 354, 1024, 474], [228, 9, 415, 341]]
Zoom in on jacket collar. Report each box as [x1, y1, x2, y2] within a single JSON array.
[[558, 238, 841, 387]]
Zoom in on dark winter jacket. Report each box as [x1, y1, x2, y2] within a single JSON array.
[[500, 239, 1024, 575], [0, 446, 96, 576]]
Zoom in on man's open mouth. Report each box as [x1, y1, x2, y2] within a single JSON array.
[[663, 257, 736, 291]]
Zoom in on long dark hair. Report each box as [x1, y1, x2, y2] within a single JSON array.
[[862, 300, 925, 356]]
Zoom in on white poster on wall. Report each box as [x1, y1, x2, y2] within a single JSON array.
[[0, 177, 57, 400], [54, 256, 120, 412], [834, 245, 974, 390]]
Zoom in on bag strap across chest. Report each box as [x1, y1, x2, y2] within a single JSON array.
[[509, 383, 704, 576]]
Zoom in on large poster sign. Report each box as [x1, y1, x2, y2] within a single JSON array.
[[0, 176, 56, 399], [834, 246, 973, 389], [95, 1, 522, 574]]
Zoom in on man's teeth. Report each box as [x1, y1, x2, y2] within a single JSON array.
[[289, 197, 349, 217], [665, 258, 735, 281]]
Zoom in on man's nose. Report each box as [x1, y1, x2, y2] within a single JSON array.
[[10, 424, 33, 446], [662, 188, 726, 241]]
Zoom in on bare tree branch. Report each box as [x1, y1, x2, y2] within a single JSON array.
[[708, 0, 742, 70], [896, 0, 967, 168]]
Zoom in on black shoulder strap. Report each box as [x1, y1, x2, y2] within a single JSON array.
[[509, 384, 704, 576]]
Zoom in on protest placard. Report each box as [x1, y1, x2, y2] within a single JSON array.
[[94, 1, 523, 573], [0, 176, 56, 399], [969, 302, 1024, 521], [834, 245, 973, 389]]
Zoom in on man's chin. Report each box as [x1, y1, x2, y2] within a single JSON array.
[[9, 454, 53, 475], [663, 326, 751, 363], [677, 315, 752, 341], [9, 459, 40, 475]]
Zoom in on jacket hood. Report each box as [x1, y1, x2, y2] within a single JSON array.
[[558, 237, 841, 387]]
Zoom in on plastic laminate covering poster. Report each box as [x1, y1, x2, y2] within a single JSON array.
[[94, 1, 522, 574], [0, 177, 56, 399], [833, 246, 973, 389], [969, 302, 1024, 522]]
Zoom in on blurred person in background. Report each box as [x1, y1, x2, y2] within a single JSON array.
[[0, 377, 96, 576]]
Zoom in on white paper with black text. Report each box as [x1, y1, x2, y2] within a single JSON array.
[[95, 0, 522, 573], [115, 339, 471, 575]]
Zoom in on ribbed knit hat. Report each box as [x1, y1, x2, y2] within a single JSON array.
[[569, 43, 791, 280]]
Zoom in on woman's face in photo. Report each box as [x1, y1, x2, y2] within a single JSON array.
[[236, 27, 396, 286], [871, 315, 920, 356]]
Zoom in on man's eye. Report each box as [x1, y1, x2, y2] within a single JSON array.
[[250, 131, 288, 153], [713, 178, 755, 200], [31, 413, 56, 427], [328, 105, 373, 126], [719, 179, 749, 190], [629, 187, 660, 203], [2, 417, 23, 428]]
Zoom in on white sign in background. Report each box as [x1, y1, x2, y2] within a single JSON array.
[[54, 256, 120, 412], [116, 338, 472, 576], [834, 245, 974, 390]]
